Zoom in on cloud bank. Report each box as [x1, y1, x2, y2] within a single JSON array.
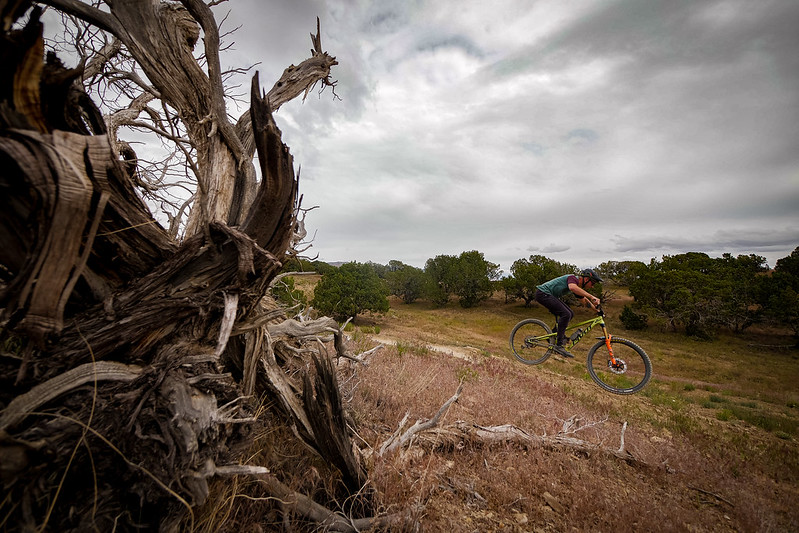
[[219, 0, 799, 271]]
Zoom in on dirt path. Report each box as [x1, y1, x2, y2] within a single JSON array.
[[369, 334, 483, 361]]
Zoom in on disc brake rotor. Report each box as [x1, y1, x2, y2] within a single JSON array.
[[608, 359, 627, 374]]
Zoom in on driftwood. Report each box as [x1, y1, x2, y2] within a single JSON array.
[[378, 385, 645, 467], [0, 3, 371, 531], [406, 420, 646, 465], [380, 383, 464, 456]]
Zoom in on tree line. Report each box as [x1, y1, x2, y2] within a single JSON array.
[[278, 251, 499, 319], [618, 249, 799, 340], [280, 246, 799, 342]]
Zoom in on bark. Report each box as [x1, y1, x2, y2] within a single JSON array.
[[304, 352, 369, 493], [0, 4, 370, 531], [38, 0, 244, 234], [38, 0, 337, 236]]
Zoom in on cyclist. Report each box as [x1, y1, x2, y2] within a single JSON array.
[[534, 268, 603, 358]]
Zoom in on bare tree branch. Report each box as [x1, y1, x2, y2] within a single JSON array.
[[37, 0, 124, 35], [379, 383, 463, 455]]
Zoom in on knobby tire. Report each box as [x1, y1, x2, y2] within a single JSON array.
[[586, 337, 652, 394], [509, 319, 554, 365]]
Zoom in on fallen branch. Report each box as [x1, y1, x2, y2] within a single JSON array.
[[342, 343, 383, 364], [688, 485, 735, 507], [379, 383, 463, 456], [444, 421, 646, 465], [378, 411, 647, 467]]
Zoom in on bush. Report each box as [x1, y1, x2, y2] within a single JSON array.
[[311, 262, 389, 321], [271, 276, 307, 307], [424, 251, 500, 308], [386, 263, 427, 304], [620, 304, 648, 330]]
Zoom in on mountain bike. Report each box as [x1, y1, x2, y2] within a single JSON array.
[[509, 306, 652, 395]]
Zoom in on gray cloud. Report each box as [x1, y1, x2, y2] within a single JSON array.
[[529, 244, 572, 255], [219, 0, 799, 272], [612, 227, 799, 255]]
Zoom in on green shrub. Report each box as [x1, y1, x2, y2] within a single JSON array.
[[620, 304, 648, 330], [311, 262, 389, 321], [729, 406, 798, 434], [716, 409, 733, 421], [271, 276, 307, 307], [395, 340, 430, 357]]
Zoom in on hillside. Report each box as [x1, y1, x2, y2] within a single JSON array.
[[338, 293, 798, 531], [193, 277, 798, 531]]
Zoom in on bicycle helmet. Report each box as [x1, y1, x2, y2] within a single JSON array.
[[581, 268, 603, 283]]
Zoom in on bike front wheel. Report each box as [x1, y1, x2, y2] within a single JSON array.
[[587, 337, 652, 394], [509, 319, 554, 365]]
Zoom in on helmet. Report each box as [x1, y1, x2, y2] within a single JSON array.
[[581, 268, 603, 283]]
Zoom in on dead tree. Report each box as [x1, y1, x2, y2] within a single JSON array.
[[0, 2, 375, 531]]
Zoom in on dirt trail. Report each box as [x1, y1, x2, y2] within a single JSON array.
[[369, 335, 483, 361]]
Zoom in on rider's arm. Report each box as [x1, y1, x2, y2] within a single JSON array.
[[579, 296, 598, 309], [568, 282, 600, 307]]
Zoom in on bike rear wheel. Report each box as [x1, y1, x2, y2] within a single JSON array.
[[509, 319, 554, 365], [587, 337, 652, 394]]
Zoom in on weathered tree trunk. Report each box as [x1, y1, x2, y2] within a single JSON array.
[[0, 3, 367, 531], [38, 0, 337, 236]]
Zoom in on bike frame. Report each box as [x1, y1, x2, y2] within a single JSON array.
[[543, 308, 618, 362], [557, 315, 605, 349]]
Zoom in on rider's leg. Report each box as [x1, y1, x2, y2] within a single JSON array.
[[534, 291, 574, 346]]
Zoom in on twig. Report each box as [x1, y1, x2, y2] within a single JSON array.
[[339, 344, 383, 365], [558, 415, 609, 435], [688, 485, 734, 507]]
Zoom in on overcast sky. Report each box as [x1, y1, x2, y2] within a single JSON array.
[[215, 0, 798, 273]]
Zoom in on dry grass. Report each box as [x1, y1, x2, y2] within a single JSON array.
[[342, 293, 799, 532], [195, 288, 798, 531]]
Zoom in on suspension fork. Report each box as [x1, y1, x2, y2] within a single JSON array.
[[600, 323, 617, 364]]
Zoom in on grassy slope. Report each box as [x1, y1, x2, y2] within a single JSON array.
[[343, 290, 799, 532]]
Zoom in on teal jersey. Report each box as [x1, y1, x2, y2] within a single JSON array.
[[536, 274, 579, 298]]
